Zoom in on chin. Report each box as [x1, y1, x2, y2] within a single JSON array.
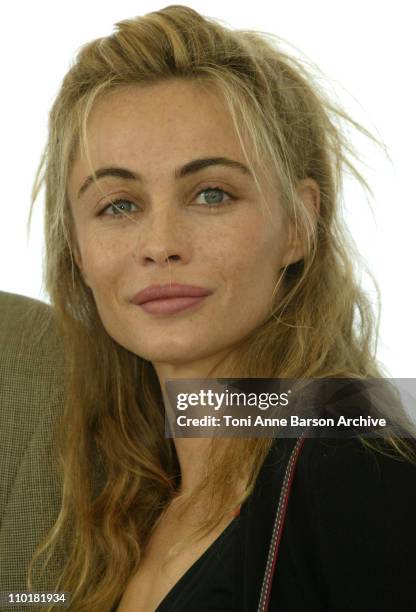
[[126, 337, 208, 364]]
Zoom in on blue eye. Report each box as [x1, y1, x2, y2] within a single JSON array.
[[195, 187, 232, 207], [100, 199, 137, 216], [99, 187, 233, 219]]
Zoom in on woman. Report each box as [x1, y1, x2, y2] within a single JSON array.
[[27, 5, 416, 611]]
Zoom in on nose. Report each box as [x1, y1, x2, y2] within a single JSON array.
[[132, 206, 190, 268]]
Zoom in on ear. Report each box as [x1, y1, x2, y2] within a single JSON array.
[[280, 178, 320, 267]]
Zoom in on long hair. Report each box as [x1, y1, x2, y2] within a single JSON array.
[[27, 5, 416, 610]]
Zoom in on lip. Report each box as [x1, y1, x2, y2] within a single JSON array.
[[131, 283, 214, 315]]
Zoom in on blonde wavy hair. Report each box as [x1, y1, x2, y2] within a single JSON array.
[[27, 5, 416, 610]]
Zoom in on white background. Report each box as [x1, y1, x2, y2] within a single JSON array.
[[0, 1, 414, 376]]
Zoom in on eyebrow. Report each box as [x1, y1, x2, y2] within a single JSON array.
[[77, 157, 252, 199]]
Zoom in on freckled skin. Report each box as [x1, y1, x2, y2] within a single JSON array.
[[67, 79, 315, 383]]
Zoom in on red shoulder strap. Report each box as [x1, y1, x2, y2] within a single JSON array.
[[257, 432, 308, 612]]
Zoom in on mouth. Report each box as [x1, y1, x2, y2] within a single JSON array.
[[131, 282, 213, 315], [136, 295, 209, 315]]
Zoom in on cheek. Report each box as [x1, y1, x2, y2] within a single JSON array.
[[78, 232, 127, 292], [208, 217, 283, 288]]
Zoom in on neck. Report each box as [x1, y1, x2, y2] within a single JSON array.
[[172, 437, 214, 495], [152, 347, 249, 497], [155, 358, 235, 496]]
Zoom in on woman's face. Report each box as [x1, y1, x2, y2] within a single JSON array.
[[68, 79, 310, 381]]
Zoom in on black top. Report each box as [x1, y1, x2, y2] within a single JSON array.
[[252, 436, 416, 611], [112, 436, 416, 611], [155, 514, 238, 611]]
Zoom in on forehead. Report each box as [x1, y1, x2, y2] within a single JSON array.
[[73, 79, 246, 175]]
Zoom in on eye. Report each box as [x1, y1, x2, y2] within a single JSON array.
[[194, 187, 233, 208], [99, 199, 138, 217]]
